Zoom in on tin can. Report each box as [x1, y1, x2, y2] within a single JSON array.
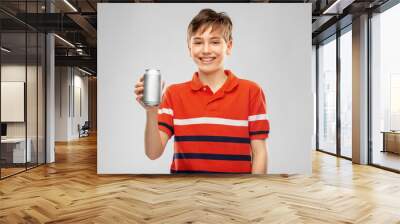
[[143, 69, 162, 106]]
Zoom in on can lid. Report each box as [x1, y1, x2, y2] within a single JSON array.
[[145, 69, 161, 75]]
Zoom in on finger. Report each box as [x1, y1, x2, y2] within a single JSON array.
[[134, 87, 144, 95], [134, 88, 139, 95], [139, 75, 144, 82], [139, 101, 147, 108], [137, 98, 146, 108], [138, 98, 147, 108], [134, 82, 143, 88]]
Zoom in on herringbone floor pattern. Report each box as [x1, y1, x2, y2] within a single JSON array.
[[1, 134, 400, 223]]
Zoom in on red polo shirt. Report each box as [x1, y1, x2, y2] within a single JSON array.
[[158, 70, 270, 173]]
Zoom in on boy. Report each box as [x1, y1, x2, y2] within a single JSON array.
[[134, 8, 270, 174]]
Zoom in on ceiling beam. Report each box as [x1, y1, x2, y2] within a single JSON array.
[[67, 13, 97, 39], [55, 55, 96, 70]]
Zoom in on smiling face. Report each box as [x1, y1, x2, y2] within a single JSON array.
[[188, 26, 232, 75]]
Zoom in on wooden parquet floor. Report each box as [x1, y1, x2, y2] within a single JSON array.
[[1, 134, 400, 224]]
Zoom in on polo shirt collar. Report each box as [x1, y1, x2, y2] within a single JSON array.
[[190, 70, 239, 92]]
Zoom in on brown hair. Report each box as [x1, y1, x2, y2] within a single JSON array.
[[187, 8, 233, 43]]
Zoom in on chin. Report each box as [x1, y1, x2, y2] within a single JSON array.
[[199, 68, 217, 75], [197, 65, 221, 74]]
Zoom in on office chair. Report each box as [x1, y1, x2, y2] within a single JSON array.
[[79, 121, 90, 138]]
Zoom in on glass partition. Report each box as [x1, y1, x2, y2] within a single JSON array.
[[0, 1, 46, 179], [27, 31, 38, 170], [1, 31, 28, 177], [38, 32, 45, 165]]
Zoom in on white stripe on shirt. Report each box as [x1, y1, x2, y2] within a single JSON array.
[[158, 108, 174, 116], [248, 114, 268, 122], [173, 117, 248, 127]]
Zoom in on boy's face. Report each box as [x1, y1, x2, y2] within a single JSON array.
[[188, 26, 232, 75]]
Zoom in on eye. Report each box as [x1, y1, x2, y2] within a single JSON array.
[[193, 42, 202, 45]]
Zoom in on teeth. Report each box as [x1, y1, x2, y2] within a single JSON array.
[[201, 57, 215, 62]]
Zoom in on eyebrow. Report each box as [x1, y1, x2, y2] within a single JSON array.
[[192, 37, 222, 40]]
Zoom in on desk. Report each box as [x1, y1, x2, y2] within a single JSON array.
[[1, 138, 31, 163], [382, 131, 400, 154]]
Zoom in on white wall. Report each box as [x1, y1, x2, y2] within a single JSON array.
[[55, 67, 89, 141], [55, 67, 69, 141], [98, 3, 313, 174]]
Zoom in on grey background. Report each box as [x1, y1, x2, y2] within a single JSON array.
[[98, 3, 313, 174]]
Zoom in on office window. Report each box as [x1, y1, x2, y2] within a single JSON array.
[[371, 3, 400, 171], [340, 29, 352, 158], [318, 37, 337, 154]]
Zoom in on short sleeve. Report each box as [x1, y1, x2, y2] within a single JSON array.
[[158, 86, 174, 139], [248, 85, 270, 140]]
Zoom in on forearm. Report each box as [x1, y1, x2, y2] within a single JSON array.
[[252, 151, 266, 174], [144, 110, 163, 160], [251, 141, 268, 174]]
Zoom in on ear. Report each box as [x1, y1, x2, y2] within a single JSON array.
[[188, 45, 192, 57], [226, 40, 233, 55], [187, 41, 192, 57]]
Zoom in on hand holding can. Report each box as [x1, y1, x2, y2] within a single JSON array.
[[134, 69, 164, 112]]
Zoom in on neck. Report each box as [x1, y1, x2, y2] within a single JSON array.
[[198, 68, 227, 89]]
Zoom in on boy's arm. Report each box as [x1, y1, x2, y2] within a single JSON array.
[[135, 75, 171, 160], [250, 139, 268, 174], [144, 109, 169, 160], [248, 84, 269, 174]]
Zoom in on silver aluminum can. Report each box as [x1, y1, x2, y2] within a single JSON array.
[[143, 69, 161, 106]]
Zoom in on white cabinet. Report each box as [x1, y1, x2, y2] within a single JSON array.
[[1, 138, 32, 163]]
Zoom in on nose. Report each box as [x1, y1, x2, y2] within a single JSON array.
[[202, 43, 210, 53]]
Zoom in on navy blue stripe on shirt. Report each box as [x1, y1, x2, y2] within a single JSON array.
[[158, 122, 174, 135], [249, 130, 269, 136], [170, 170, 251, 174], [174, 135, 250, 144], [173, 153, 251, 161]]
